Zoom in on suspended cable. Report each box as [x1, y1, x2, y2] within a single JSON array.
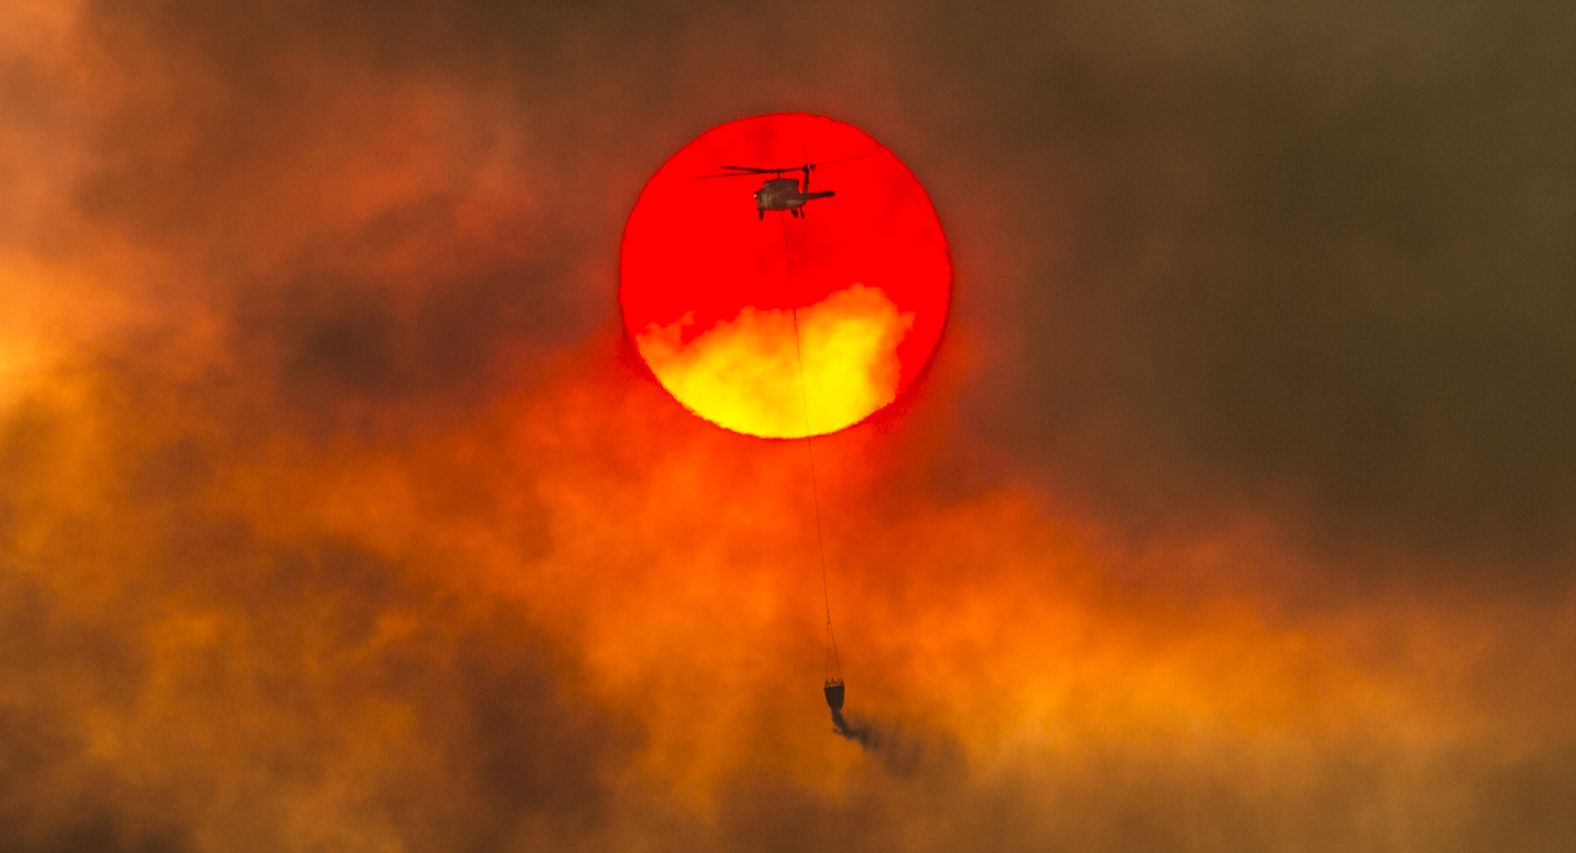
[[779, 214, 842, 683]]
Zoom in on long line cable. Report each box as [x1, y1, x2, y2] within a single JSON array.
[[779, 213, 842, 682]]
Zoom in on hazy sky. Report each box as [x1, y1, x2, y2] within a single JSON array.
[[2, 1, 1574, 849]]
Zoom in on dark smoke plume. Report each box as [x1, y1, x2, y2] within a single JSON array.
[[831, 710, 943, 776]]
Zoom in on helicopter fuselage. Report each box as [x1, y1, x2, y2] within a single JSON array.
[[754, 177, 835, 218]]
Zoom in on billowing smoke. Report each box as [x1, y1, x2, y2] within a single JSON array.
[[829, 710, 933, 776], [3, 0, 1575, 850]]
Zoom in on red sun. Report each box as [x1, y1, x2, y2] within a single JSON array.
[[620, 113, 951, 439]]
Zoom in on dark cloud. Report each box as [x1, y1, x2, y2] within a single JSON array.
[[228, 258, 585, 423], [0, 378, 632, 849], [911, 0, 1576, 578], [0, 704, 192, 853]]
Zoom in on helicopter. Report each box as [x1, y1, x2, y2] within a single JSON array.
[[696, 155, 867, 219]]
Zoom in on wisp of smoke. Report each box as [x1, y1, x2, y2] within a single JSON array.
[[830, 710, 931, 775]]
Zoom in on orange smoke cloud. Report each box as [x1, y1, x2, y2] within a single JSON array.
[[635, 283, 915, 438]]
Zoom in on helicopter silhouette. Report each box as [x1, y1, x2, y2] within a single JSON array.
[[695, 154, 869, 219]]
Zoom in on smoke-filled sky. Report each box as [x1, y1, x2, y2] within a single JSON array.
[[3, 1, 1575, 850]]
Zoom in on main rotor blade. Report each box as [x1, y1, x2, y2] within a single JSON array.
[[692, 172, 762, 180], [808, 152, 874, 168], [699, 153, 872, 180]]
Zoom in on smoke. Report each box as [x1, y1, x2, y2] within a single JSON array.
[[829, 709, 869, 746], [829, 711, 914, 772], [828, 703, 964, 779], [3, 0, 1575, 849]]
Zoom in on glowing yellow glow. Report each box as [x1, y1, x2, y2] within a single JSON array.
[[636, 283, 915, 438]]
